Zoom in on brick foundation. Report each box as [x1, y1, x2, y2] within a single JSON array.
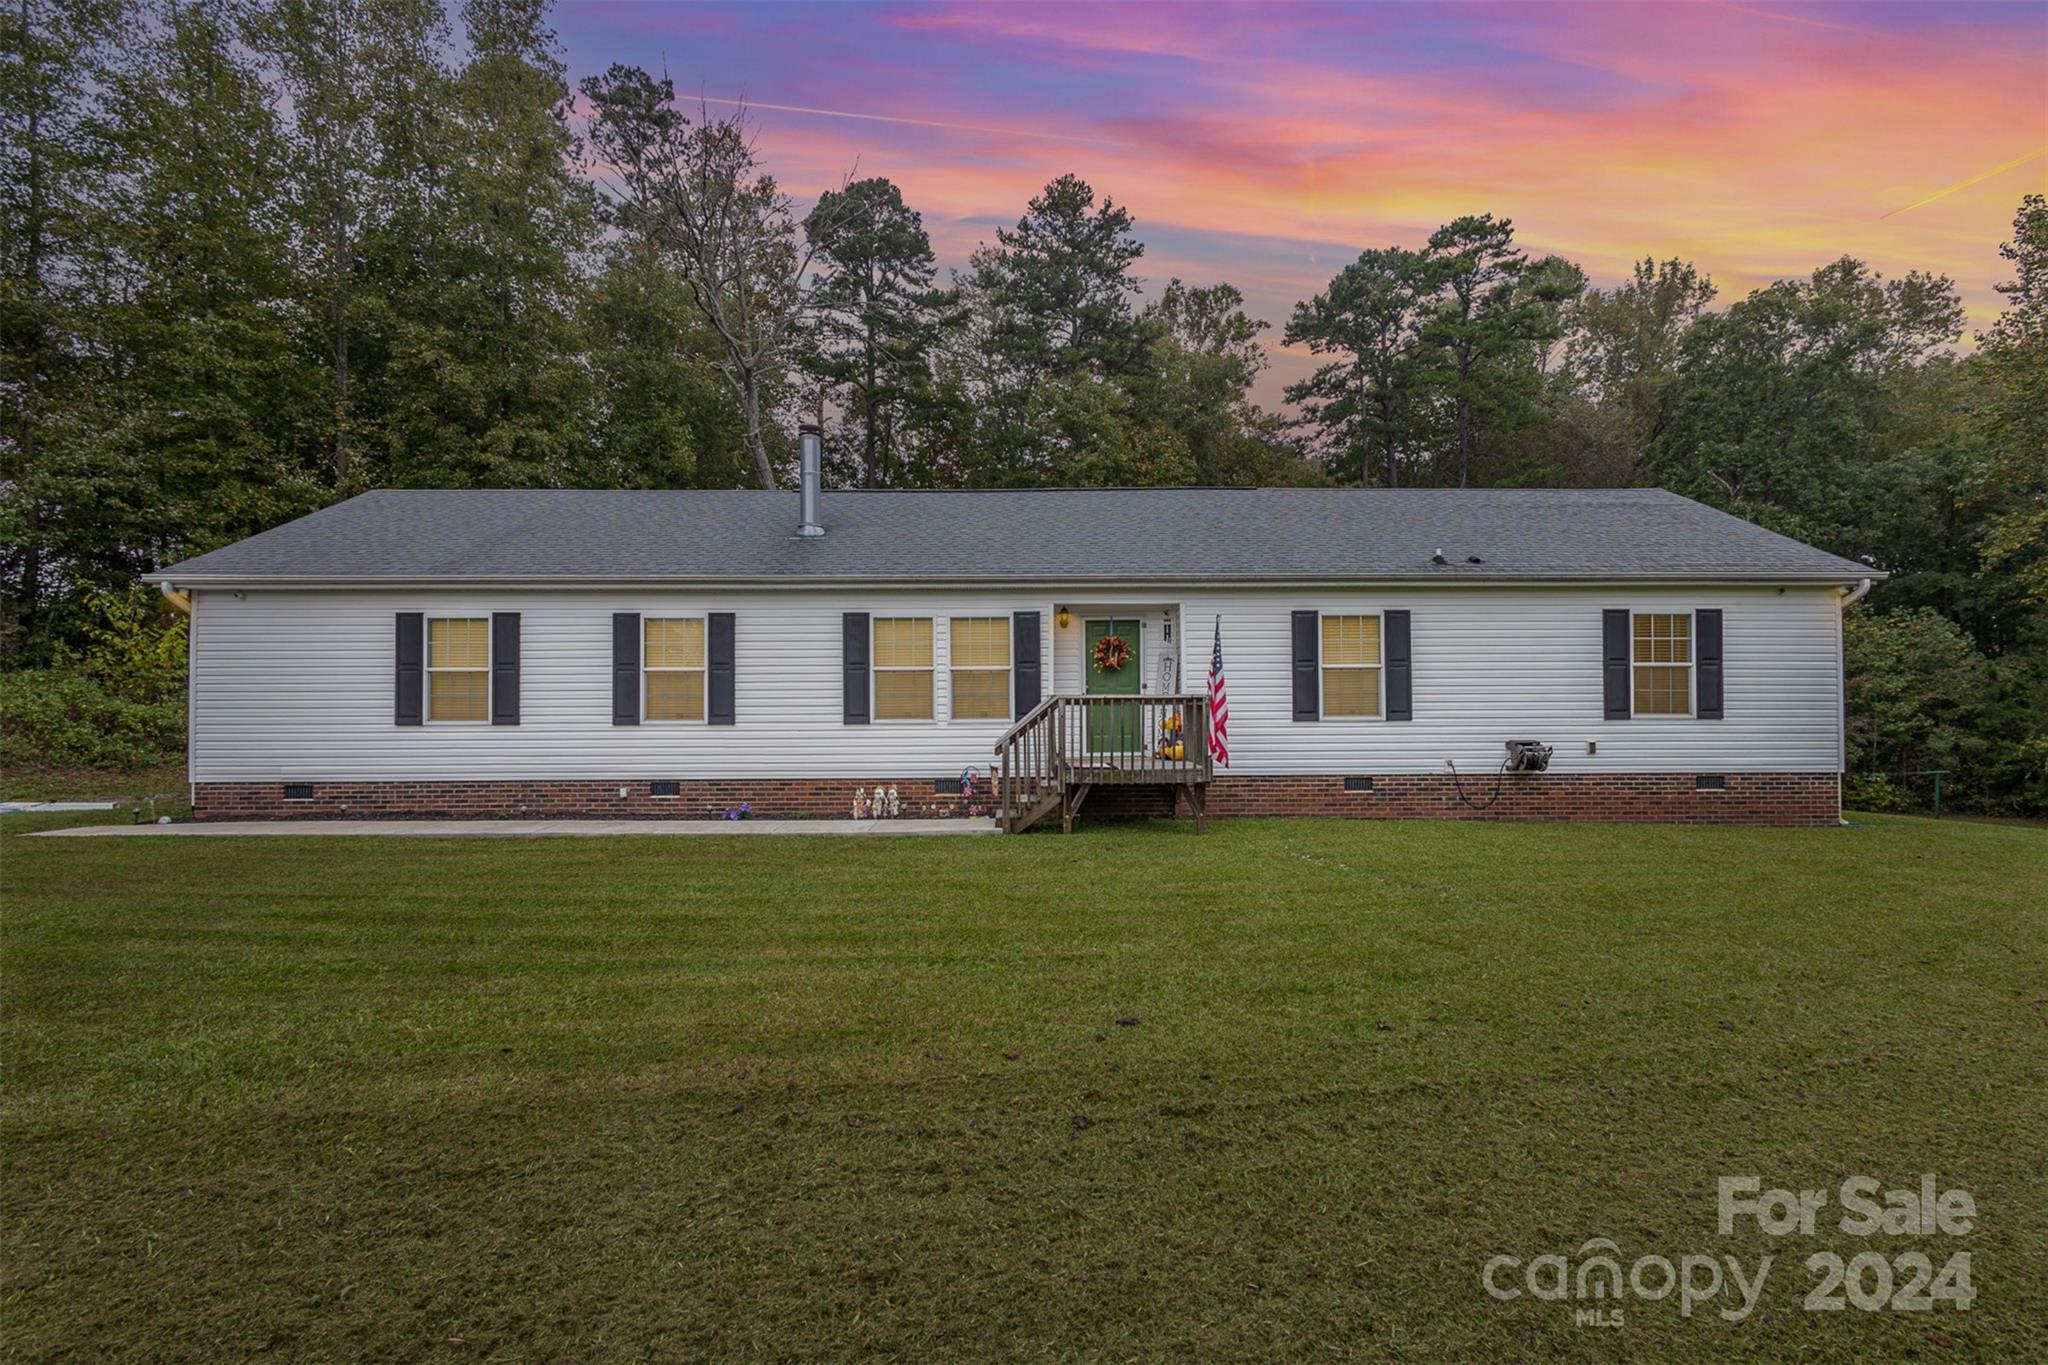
[[1196, 772, 1840, 826], [194, 772, 1840, 826], [192, 777, 982, 823]]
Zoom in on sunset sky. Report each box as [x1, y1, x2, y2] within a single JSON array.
[[555, 1, 2048, 402]]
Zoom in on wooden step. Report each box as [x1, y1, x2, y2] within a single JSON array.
[[1009, 790, 1063, 834]]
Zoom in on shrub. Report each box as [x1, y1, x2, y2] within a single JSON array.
[[1842, 773, 1911, 813], [0, 670, 186, 771], [73, 586, 189, 704]]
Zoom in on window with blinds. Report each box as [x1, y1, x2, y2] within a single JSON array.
[[1320, 614, 1382, 718], [873, 617, 934, 720], [1632, 612, 1693, 716], [427, 617, 489, 722], [644, 616, 706, 721], [948, 616, 1010, 720]]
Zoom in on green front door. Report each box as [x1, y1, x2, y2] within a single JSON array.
[[1084, 618, 1142, 753]]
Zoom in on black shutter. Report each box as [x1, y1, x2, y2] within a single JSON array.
[[612, 612, 640, 726], [1291, 610, 1320, 721], [843, 612, 870, 724], [1012, 611, 1041, 719], [708, 612, 736, 726], [395, 612, 424, 726], [1695, 608, 1724, 720], [1384, 609, 1412, 722], [1603, 608, 1632, 720], [490, 612, 520, 726]]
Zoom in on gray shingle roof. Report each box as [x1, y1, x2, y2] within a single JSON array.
[[150, 487, 1877, 584]]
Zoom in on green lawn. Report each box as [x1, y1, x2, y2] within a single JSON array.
[[3, 813, 2044, 1360]]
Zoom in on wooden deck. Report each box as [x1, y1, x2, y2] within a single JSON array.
[[993, 694, 1213, 833]]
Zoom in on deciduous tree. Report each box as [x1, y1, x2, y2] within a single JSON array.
[[583, 68, 832, 488]]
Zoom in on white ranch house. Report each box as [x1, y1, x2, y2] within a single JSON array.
[[149, 467, 1876, 829]]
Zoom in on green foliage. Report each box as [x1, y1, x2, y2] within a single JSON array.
[[1561, 257, 1717, 459], [1286, 219, 1582, 487], [969, 173, 1146, 381], [1974, 194, 2048, 606], [1842, 607, 2045, 814], [803, 177, 947, 487], [581, 66, 807, 489], [0, 669, 184, 770], [1841, 772, 1912, 813], [1845, 608, 1987, 779], [72, 585, 189, 703], [382, 0, 598, 488], [1648, 257, 1965, 542], [1421, 214, 1571, 488], [1284, 247, 1432, 486], [1, 585, 186, 770]]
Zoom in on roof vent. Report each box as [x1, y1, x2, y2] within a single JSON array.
[[1430, 548, 1448, 565], [796, 424, 824, 538]]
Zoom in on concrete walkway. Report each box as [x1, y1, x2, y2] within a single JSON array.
[[34, 817, 1001, 839]]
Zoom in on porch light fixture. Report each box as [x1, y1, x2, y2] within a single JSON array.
[[1056, 607, 1072, 629]]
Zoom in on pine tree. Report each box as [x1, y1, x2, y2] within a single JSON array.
[[1284, 248, 1432, 487], [803, 177, 945, 487], [1420, 215, 1531, 488], [969, 173, 1145, 382]]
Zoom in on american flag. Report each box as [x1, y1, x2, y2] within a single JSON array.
[[1207, 617, 1230, 767]]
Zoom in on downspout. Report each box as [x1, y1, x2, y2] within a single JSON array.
[[1841, 577, 1873, 610], [157, 578, 191, 615]]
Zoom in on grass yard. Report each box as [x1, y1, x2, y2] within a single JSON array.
[[3, 813, 2044, 1361]]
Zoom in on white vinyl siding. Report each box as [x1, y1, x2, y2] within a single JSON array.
[[1171, 587, 1838, 776], [186, 585, 1843, 781]]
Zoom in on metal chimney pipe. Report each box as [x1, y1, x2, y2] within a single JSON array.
[[797, 424, 824, 537]]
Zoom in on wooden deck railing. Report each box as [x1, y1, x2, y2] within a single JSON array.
[[994, 693, 1211, 833]]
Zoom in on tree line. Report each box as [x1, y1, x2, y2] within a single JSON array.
[[3, 0, 2043, 810]]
